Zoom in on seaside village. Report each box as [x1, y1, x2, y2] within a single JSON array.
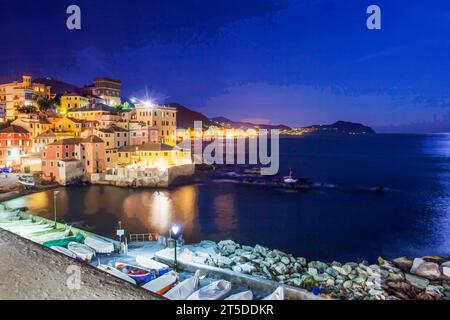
[[0, 75, 194, 188], [1, 76, 450, 301]]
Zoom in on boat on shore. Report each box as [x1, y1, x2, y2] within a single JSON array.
[[136, 255, 170, 274], [225, 290, 253, 300], [97, 264, 137, 285], [68, 242, 96, 261], [187, 280, 232, 300], [263, 286, 285, 300], [84, 235, 115, 254], [164, 270, 201, 300], [142, 271, 178, 295], [51, 246, 77, 259], [115, 262, 156, 283]]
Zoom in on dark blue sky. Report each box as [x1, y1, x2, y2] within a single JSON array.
[[0, 0, 449, 131]]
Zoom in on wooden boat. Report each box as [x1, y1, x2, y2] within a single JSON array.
[[97, 264, 137, 285], [68, 242, 96, 262], [115, 262, 156, 283], [31, 228, 71, 244], [225, 290, 253, 300], [142, 271, 178, 295], [28, 227, 66, 239], [51, 246, 77, 259], [84, 235, 115, 254], [18, 175, 35, 187], [187, 280, 232, 300], [136, 255, 170, 273], [263, 286, 285, 300], [164, 270, 201, 300]]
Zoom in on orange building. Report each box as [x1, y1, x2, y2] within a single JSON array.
[[0, 125, 32, 168]]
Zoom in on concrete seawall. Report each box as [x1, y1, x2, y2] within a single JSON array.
[[0, 228, 162, 300]]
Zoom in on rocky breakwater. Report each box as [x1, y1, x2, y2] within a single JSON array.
[[197, 240, 450, 300]]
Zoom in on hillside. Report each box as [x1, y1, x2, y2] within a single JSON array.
[[167, 103, 215, 129], [210, 116, 291, 130], [298, 121, 375, 135]]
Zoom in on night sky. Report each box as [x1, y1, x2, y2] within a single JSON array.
[[0, 0, 449, 132]]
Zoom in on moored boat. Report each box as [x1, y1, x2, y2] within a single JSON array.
[[84, 235, 115, 254], [42, 233, 85, 248], [136, 255, 170, 274], [164, 270, 201, 300], [263, 286, 285, 300], [97, 264, 137, 285], [225, 290, 253, 300], [68, 242, 96, 262], [31, 228, 71, 244], [115, 262, 156, 283], [187, 280, 232, 300], [142, 271, 178, 295], [51, 246, 77, 259]]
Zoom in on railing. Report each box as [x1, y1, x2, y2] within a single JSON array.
[[129, 232, 159, 243]]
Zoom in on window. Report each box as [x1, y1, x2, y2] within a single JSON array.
[[57, 152, 60, 158], [65, 152, 69, 157]]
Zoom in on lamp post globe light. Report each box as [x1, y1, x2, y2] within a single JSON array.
[[170, 224, 181, 269]]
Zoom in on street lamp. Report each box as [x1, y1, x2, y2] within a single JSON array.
[[170, 224, 181, 269], [53, 190, 60, 228]]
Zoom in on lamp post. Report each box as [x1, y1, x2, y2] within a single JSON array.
[[170, 224, 180, 270], [53, 190, 60, 228]]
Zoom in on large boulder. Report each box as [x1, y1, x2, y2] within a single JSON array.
[[217, 240, 239, 256], [414, 262, 441, 279], [392, 257, 413, 272], [253, 244, 269, 257], [410, 258, 426, 273], [405, 273, 430, 289], [272, 262, 288, 275]]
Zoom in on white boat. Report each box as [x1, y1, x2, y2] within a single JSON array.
[[67, 242, 96, 262], [225, 290, 253, 300], [51, 246, 77, 259], [97, 264, 136, 285], [164, 270, 201, 300], [16, 226, 53, 237], [136, 255, 169, 271], [263, 286, 285, 300], [187, 280, 232, 300], [31, 228, 71, 244], [283, 177, 298, 184], [84, 235, 115, 254], [142, 271, 178, 295]]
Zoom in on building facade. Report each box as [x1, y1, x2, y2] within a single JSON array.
[[0, 125, 33, 168], [82, 77, 121, 106]]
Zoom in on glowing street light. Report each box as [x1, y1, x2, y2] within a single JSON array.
[[169, 224, 181, 270]]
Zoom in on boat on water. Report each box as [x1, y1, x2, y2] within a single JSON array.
[[68, 242, 96, 261], [136, 255, 170, 273], [283, 168, 298, 184], [97, 264, 136, 285], [115, 262, 156, 283], [225, 290, 253, 300], [17, 175, 35, 187], [51, 246, 77, 259], [187, 280, 232, 300], [84, 235, 115, 254], [263, 286, 285, 300], [142, 271, 178, 295], [164, 270, 201, 300]]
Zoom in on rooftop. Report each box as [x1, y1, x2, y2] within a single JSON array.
[[0, 125, 30, 134], [118, 143, 176, 153]]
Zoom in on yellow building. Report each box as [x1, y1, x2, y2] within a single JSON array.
[[11, 113, 53, 139], [0, 75, 52, 120], [33, 130, 77, 153], [59, 92, 89, 115], [67, 103, 118, 121], [117, 143, 191, 167], [134, 103, 177, 145], [53, 117, 84, 137]]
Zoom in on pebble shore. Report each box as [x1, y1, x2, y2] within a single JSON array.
[[189, 240, 450, 300]]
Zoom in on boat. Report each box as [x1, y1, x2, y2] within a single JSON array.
[[18, 175, 35, 187], [42, 233, 85, 248], [187, 280, 232, 300], [263, 286, 285, 300], [68, 242, 96, 261], [115, 262, 156, 283], [142, 271, 178, 295], [225, 290, 253, 300], [283, 168, 298, 184], [164, 270, 201, 300], [97, 264, 136, 285], [84, 235, 115, 254], [30, 227, 71, 244], [51, 246, 77, 259], [28, 227, 67, 239], [136, 255, 170, 273]]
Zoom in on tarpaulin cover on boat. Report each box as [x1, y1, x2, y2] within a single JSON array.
[[42, 233, 85, 248]]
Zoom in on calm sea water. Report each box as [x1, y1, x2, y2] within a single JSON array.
[[4, 134, 450, 262]]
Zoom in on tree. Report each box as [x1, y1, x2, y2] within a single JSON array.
[[37, 95, 55, 111]]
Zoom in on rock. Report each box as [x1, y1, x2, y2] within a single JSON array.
[[291, 278, 303, 287], [442, 266, 450, 278], [332, 265, 351, 276], [276, 275, 287, 282], [280, 256, 290, 265], [343, 280, 353, 289], [232, 266, 242, 273], [238, 263, 257, 274], [262, 266, 273, 279], [325, 267, 339, 278], [241, 245, 253, 252], [272, 262, 288, 275], [353, 275, 366, 284], [414, 262, 441, 279], [421, 256, 447, 264], [297, 257, 307, 266], [445, 291, 450, 298], [313, 273, 329, 282], [405, 273, 430, 289], [415, 292, 435, 300], [410, 258, 426, 273], [387, 272, 404, 282], [325, 278, 335, 286], [369, 289, 384, 296], [308, 261, 328, 273], [425, 285, 444, 299], [253, 244, 269, 257], [307, 267, 318, 276], [216, 255, 233, 267]]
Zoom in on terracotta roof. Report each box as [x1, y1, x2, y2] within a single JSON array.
[[97, 124, 128, 133], [82, 135, 104, 143], [47, 138, 83, 146], [118, 143, 176, 153], [0, 125, 30, 134]]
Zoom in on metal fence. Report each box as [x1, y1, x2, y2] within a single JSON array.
[[129, 233, 159, 243]]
